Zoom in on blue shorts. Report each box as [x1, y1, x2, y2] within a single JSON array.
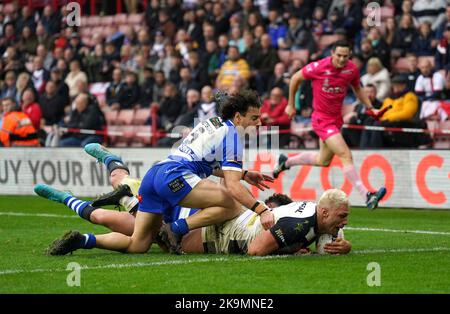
[[138, 160, 202, 216]]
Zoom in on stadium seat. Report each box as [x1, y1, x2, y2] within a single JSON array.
[[134, 125, 153, 146], [277, 50, 291, 66], [100, 16, 114, 26], [128, 13, 143, 24], [317, 35, 340, 50], [116, 109, 135, 125], [87, 15, 101, 27], [114, 14, 128, 25], [380, 6, 395, 20], [394, 57, 410, 73], [291, 49, 310, 64], [110, 125, 135, 147], [104, 110, 119, 125], [132, 108, 151, 125]]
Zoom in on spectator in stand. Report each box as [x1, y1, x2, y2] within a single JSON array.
[[267, 9, 287, 49], [172, 88, 201, 130], [360, 75, 421, 148], [36, 44, 54, 72], [187, 51, 209, 89], [16, 6, 36, 32], [106, 68, 124, 111], [144, 0, 160, 33], [399, 53, 421, 92], [361, 57, 391, 102], [412, 22, 436, 56], [152, 70, 166, 103], [17, 26, 38, 57], [65, 59, 88, 99], [267, 62, 290, 97], [59, 93, 104, 147], [0, 71, 17, 99], [311, 6, 334, 37], [412, 0, 447, 32], [342, 84, 382, 147], [415, 58, 447, 121], [39, 80, 66, 126], [0, 97, 39, 147], [35, 23, 52, 51], [391, 14, 416, 58], [178, 66, 199, 102], [84, 44, 108, 83], [197, 85, 218, 122], [229, 26, 246, 54], [15, 72, 35, 105], [157, 82, 183, 132], [211, 1, 230, 36], [103, 42, 121, 80], [367, 27, 391, 70], [157, 8, 176, 40], [31, 56, 50, 95], [285, 0, 314, 24], [21, 88, 42, 131], [239, 0, 259, 30], [183, 9, 203, 48], [435, 5, 450, 40], [138, 66, 155, 108], [167, 0, 184, 28], [280, 14, 316, 54], [116, 71, 140, 110], [249, 33, 279, 96], [261, 87, 291, 147], [340, 0, 362, 39], [435, 23, 450, 71], [50, 67, 70, 108], [40, 4, 60, 35], [216, 45, 250, 91]]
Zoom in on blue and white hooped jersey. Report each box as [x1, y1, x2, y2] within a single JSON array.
[[168, 117, 243, 178]]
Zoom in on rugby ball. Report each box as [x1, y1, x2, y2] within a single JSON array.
[[315, 229, 344, 255]]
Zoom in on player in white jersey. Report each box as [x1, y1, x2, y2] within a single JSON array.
[[181, 189, 351, 256]]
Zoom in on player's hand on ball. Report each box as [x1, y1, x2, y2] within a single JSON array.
[[324, 238, 352, 255], [260, 209, 275, 230]]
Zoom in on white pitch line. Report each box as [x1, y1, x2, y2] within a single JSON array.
[[2, 211, 450, 236], [1, 247, 450, 276], [0, 212, 77, 219], [346, 226, 450, 236]]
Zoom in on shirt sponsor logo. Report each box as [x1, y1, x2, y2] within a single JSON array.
[[341, 69, 353, 75], [168, 177, 185, 193], [322, 78, 344, 94]]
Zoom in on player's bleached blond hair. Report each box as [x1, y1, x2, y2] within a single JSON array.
[[318, 189, 349, 210]]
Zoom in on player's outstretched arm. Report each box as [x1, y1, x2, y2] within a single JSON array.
[[223, 170, 275, 230], [286, 70, 305, 119], [247, 230, 279, 256]]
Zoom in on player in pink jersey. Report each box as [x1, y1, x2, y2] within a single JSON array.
[[273, 40, 386, 210]]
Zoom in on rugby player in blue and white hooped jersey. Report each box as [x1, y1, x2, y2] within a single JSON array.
[[39, 90, 275, 256]]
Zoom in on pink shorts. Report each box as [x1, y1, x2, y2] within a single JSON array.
[[312, 115, 343, 141]]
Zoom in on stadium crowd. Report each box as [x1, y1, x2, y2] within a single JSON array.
[[0, 0, 449, 149]]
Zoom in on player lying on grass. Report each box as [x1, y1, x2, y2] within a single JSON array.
[[35, 146, 351, 256]]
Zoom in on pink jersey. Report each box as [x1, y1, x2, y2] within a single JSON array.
[[301, 56, 360, 119]]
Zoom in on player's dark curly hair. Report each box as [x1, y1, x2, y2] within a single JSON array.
[[217, 89, 262, 120], [264, 193, 293, 207]]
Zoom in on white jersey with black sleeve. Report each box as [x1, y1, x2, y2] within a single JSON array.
[[202, 201, 318, 254]]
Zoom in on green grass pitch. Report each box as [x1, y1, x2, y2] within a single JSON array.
[[1, 195, 450, 294]]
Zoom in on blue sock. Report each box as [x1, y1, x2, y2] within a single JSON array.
[[80, 233, 96, 249], [63, 196, 93, 219], [171, 219, 190, 236]]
